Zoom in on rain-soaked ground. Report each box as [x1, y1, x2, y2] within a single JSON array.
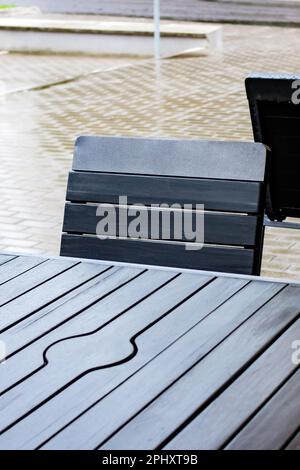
[[1, 23, 300, 278], [14, 0, 300, 25]]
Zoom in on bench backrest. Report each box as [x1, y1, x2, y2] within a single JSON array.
[[60, 136, 268, 275], [246, 73, 300, 221]]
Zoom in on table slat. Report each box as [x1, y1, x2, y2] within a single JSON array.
[[285, 431, 300, 450], [0, 261, 110, 332], [226, 367, 300, 450], [0, 276, 246, 449], [40, 280, 283, 450], [0, 273, 209, 434], [100, 284, 300, 450], [0, 268, 175, 393], [0, 253, 297, 451], [0, 254, 16, 266], [166, 319, 300, 450], [0, 258, 76, 307], [1, 266, 142, 359], [0, 256, 45, 285]]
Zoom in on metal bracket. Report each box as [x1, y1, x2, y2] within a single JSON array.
[[264, 216, 300, 230]]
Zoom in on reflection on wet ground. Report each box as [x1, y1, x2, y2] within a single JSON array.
[[0, 53, 140, 92], [1, 24, 300, 278]]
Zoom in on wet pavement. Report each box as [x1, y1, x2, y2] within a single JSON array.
[[14, 0, 300, 26], [0, 53, 138, 92], [1, 24, 300, 278]]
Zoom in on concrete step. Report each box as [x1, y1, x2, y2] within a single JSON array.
[[0, 16, 223, 56]]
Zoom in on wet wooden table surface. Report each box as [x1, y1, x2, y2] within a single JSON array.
[[0, 253, 299, 450]]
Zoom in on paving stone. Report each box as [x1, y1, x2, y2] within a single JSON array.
[[0, 52, 140, 92], [0, 23, 300, 277]]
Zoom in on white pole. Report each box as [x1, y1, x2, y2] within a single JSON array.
[[154, 0, 160, 60]]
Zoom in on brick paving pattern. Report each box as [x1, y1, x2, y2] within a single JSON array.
[[1, 24, 300, 278], [0, 53, 140, 92]]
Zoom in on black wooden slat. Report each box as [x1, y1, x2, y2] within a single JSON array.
[[285, 431, 300, 450], [0, 261, 109, 332], [0, 276, 251, 449], [226, 368, 300, 450], [63, 203, 259, 247], [0, 268, 160, 360], [37, 280, 283, 450], [73, 136, 267, 182], [0, 256, 45, 285], [0, 268, 178, 395], [0, 273, 210, 434], [66, 171, 264, 214], [100, 285, 300, 450], [0, 258, 75, 307], [0, 254, 16, 266], [60, 234, 257, 274], [167, 320, 300, 449]]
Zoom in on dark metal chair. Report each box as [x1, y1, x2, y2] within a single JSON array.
[[246, 73, 300, 229], [61, 135, 268, 275]]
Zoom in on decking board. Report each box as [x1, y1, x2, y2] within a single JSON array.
[[0, 254, 296, 450]]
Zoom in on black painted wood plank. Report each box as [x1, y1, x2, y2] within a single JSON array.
[[0, 275, 248, 449], [73, 136, 267, 182], [226, 368, 300, 450], [0, 267, 156, 364], [0, 268, 178, 396], [166, 318, 300, 450], [0, 272, 210, 435], [63, 203, 259, 247], [0, 255, 16, 266], [66, 171, 264, 214], [0, 258, 75, 307], [0, 256, 45, 285], [0, 261, 109, 332], [37, 280, 283, 450], [99, 285, 300, 450], [60, 234, 256, 274], [285, 431, 300, 450]]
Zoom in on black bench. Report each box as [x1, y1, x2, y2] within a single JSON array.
[[246, 73, 300, 224], [60, 136, 268, 275]]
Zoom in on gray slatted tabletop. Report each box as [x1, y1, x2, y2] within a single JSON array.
[[0, 252, 299, 450]]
